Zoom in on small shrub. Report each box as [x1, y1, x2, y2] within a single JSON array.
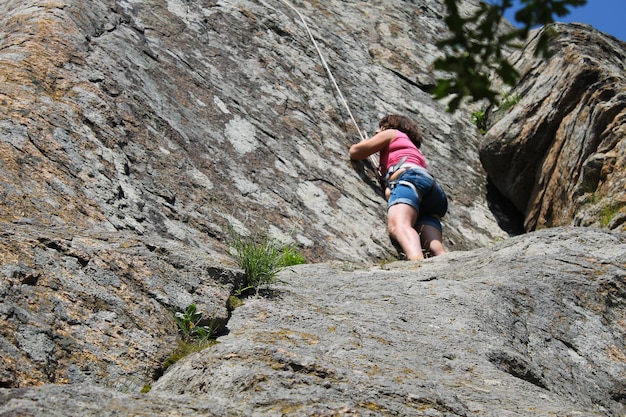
[[174, 304, 219, 343], [471, 107, 487, 133], [471, 92, 522, 134], [164, 304, 219, 371]]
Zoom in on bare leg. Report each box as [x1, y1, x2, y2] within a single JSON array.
[[417, 224, 446, 257], [388, 204, 423, 260]]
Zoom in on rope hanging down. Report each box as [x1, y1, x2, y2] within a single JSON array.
[[278, 0, 368, 143]]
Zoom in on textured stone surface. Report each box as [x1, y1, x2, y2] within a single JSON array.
[[480, 23, 626, 232], [0, 0, 504, 264], [1, 0, 626, 415], [0, 223, 241, 390], [2, 227, 625, 416], [150, 227, 626, 417], [0, 0, 507, 391], [0, 383, 224, 416]]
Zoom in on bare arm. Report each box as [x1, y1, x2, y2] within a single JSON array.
[[349, 129, 396, 160]]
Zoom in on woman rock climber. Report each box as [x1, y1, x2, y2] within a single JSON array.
[[349, 114, 448, 260]]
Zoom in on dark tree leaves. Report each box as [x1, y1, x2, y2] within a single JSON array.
[[434, 0, 587, 112]]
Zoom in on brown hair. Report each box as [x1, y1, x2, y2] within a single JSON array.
[[379, 114, 422, 148]]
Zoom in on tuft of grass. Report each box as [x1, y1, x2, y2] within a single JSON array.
[[162, 339, 216, 371], [228, 229, 306, 295], [600, 201, 624, 227]]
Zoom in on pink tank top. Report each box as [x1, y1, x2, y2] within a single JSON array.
[[379, 130, 427, 175]]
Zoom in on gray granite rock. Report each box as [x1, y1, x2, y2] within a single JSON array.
[[2, 227, 624, 416], [0, 0, 507, 391], [0, 0, 504, 265], [148, 227, 625, 416], [1, 0, 625, 415], [480, 24, 626, 232]]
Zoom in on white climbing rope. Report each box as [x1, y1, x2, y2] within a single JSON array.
[[277, 0, 368, 143]]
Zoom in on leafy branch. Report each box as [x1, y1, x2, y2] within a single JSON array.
[[434, 0, 586, 111]]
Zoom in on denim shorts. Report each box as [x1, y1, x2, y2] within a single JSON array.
[[387, 168, 448, 231]]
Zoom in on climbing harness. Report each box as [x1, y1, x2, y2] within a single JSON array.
[[384, 156, 409, 185], [384, 157, 416, 195]]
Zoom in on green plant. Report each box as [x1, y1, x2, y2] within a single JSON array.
[[470, 91, 521, 133], [600, 201, 624, 227], [279, 244, 307, 267], [228, 229, 306, 295], [174, 304, 219, 342], [228, 295, 244, 311], [499, 91, 521, 111], [163, 304, 219, 371], [229, 234, 282, 294], [162, 339, 215, 371], [471, 107, 487, 133]]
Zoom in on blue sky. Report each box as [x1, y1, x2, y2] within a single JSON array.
[[501, 0, 625, 41]]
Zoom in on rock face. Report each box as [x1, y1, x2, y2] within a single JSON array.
[[0, 0, 625, 416], [0, 225, 241, 390], [0, 0, 505, 392], [150, 228, 626, 417], [480, 23, 626, 232], [0, 0, 502, 263], [2, 227, 626, 416]]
